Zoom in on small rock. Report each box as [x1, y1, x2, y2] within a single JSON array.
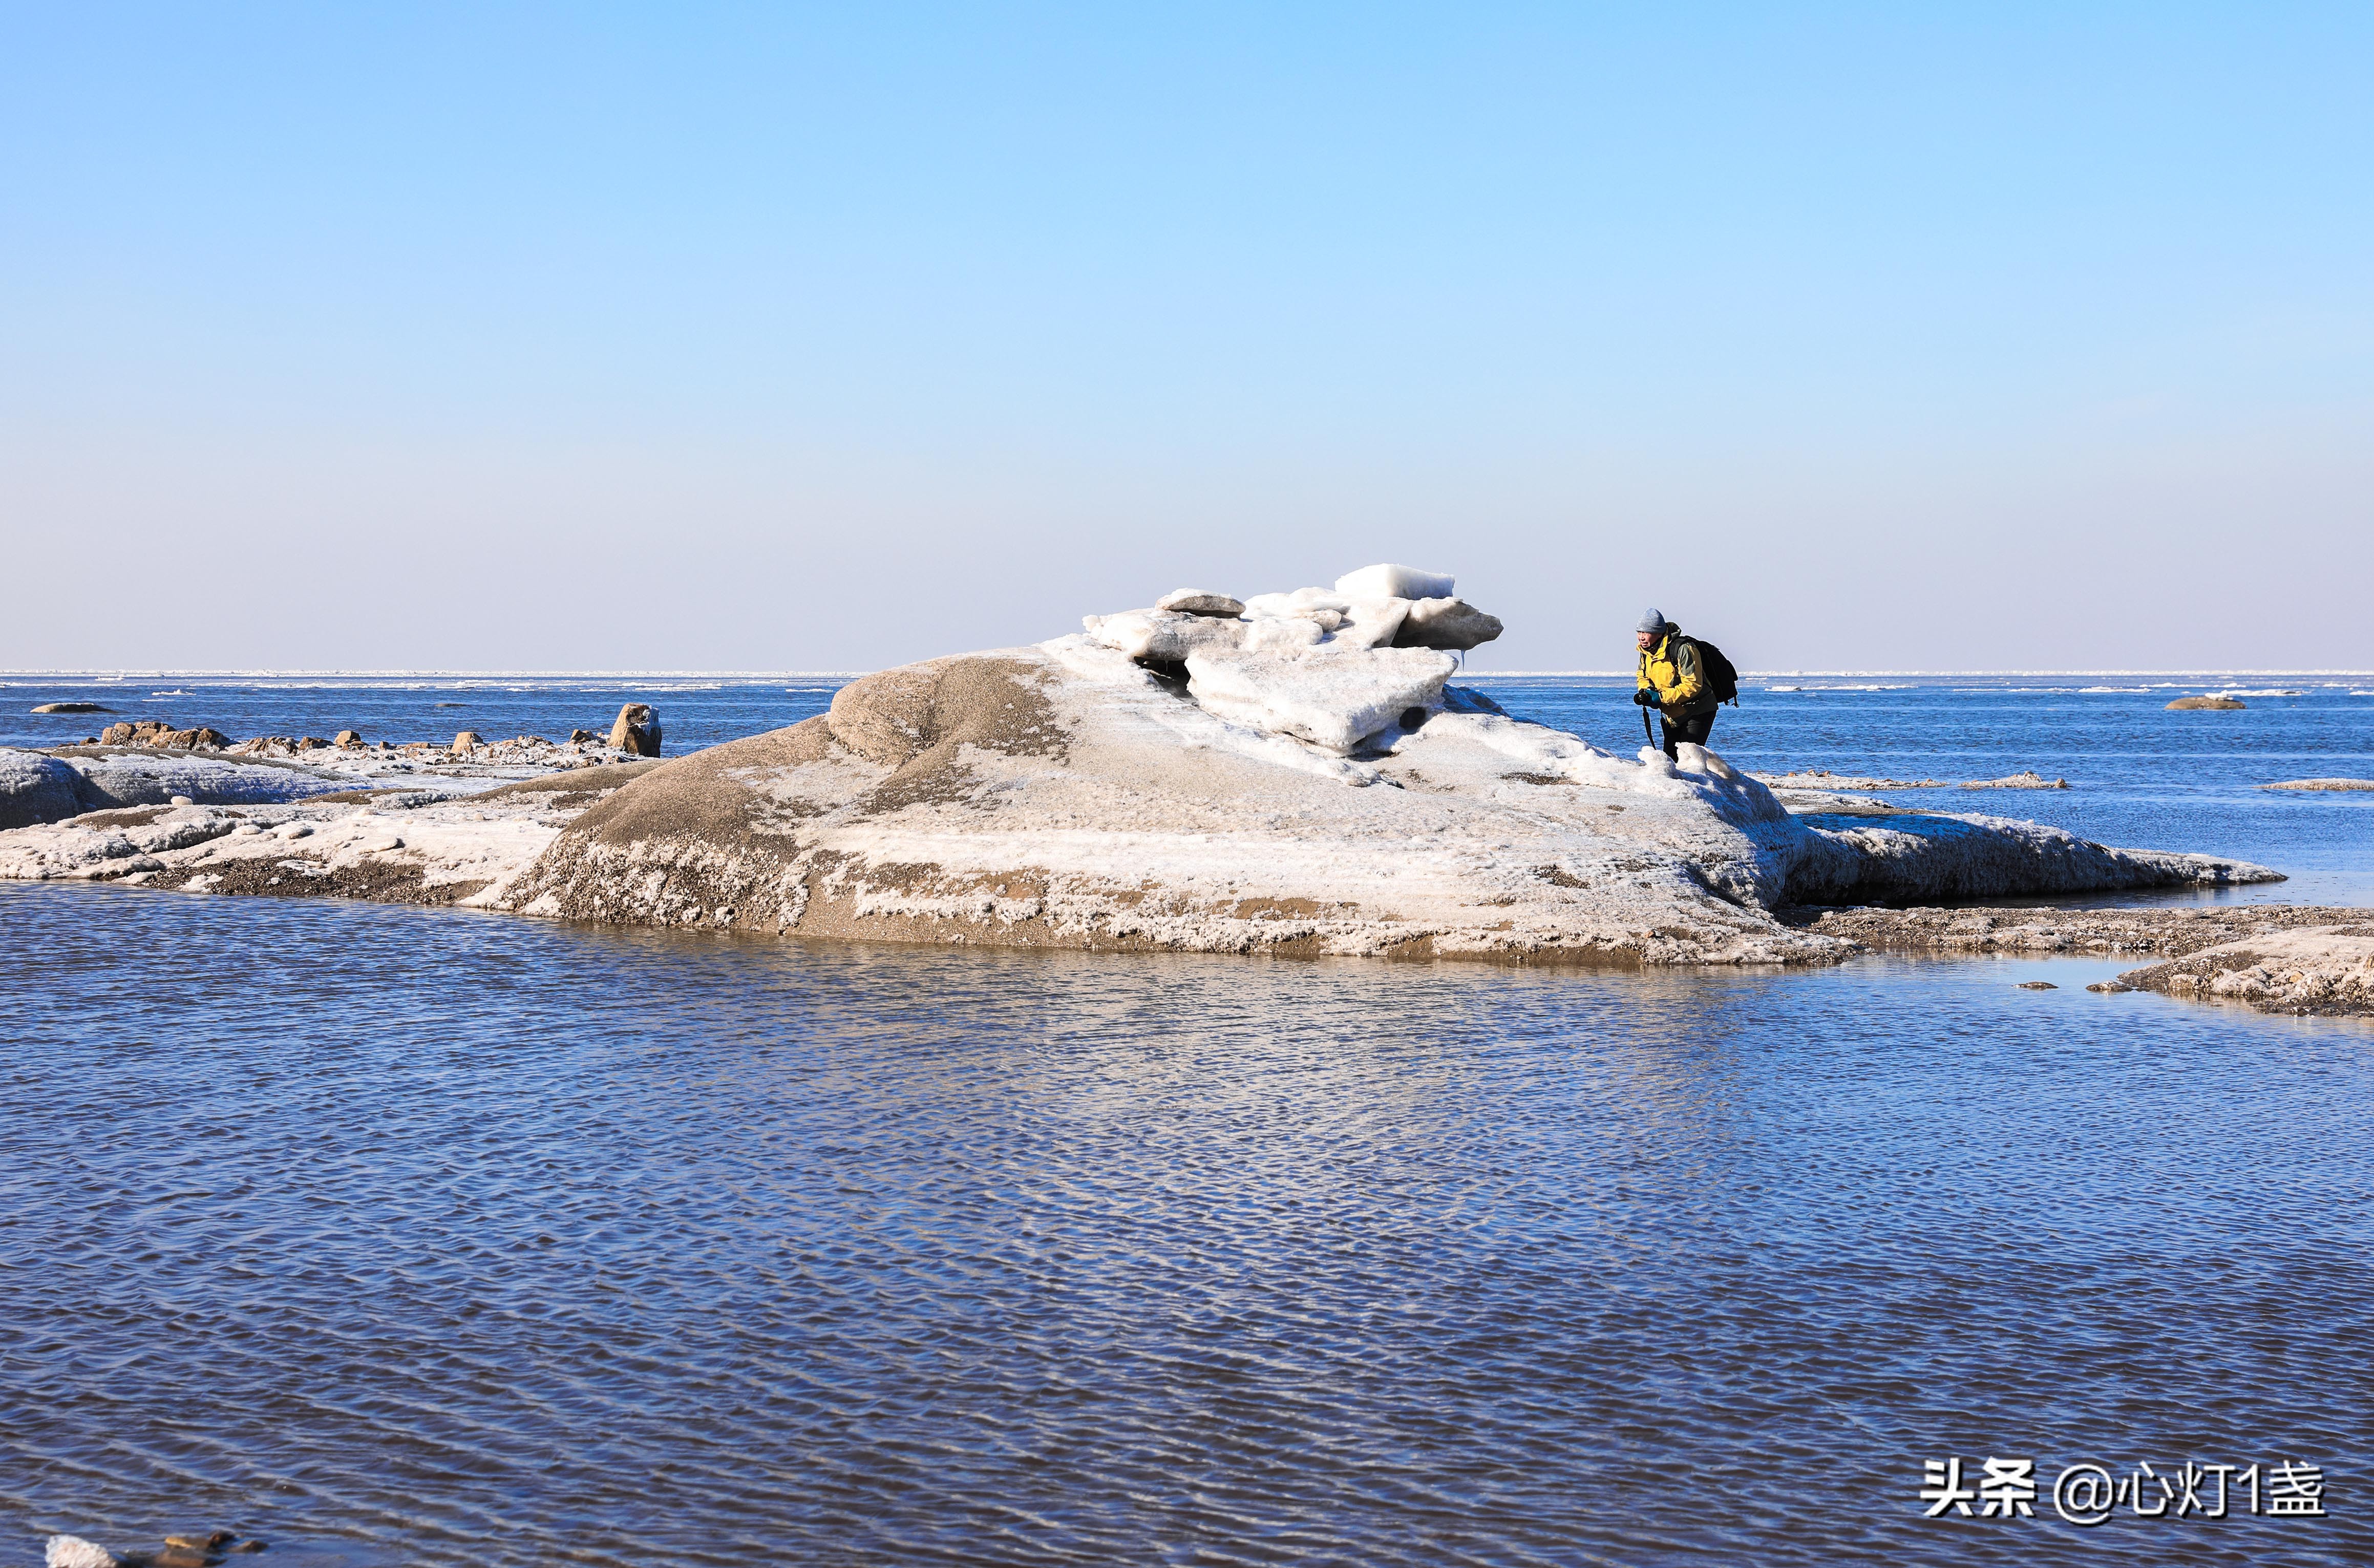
[[32, 701, 111, 713], [452, 730, 485, 752], [608, 703, 663, 757], [2165, 696, 2244, 711], [163, 1534, 236, 1552], [150, 1548, 217, 1568], [1155, 589, 1245, 617], [2017, 980, 2058, 990], [227, 1543, 266, 1555], [169, 795, 195, 806], [333, 730, 364, 747], [2085, 981, 2129, 993], [568, 728, 598, 744]]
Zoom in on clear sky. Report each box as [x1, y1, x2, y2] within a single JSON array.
[[4, 3, 2369, 671]]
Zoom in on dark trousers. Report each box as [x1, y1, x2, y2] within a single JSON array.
[[1660, 708, 1716, 759]]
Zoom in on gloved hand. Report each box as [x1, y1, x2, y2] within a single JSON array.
[[1632, 688, 1660, 707]]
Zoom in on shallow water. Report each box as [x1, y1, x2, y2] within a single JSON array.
[[6, 883, 2371, 1566], [7, 670, 2371, 903]]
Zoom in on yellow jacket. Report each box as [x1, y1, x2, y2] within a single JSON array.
[[1637, 631, 1715, 715]]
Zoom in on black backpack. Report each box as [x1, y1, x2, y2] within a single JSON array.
[[1680, 636, 1741, 706]]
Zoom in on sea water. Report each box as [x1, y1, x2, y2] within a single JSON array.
[[5, 674, 2373, 1566]]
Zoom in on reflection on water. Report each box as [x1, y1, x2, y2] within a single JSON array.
[[5, 883, 2371, 1566]]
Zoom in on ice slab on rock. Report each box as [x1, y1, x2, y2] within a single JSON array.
[[1155, 589, 1244, 616], [1327, 597, 1411, 650], [1242, 616, 1328, 653], [1335, 563, 1454, 602], [1241, 587, 1350, 620], [1395, 596, 1502, 651], [1083, 609, 1248, 662], [1188, 647, 1457, 753]]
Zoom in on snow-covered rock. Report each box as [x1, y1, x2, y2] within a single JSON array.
[[1396, 596, 1504, 651], [1155, 589, 1244, 616], [1, 748, 109, 830], [493, 635, 2279, 966], [1335, 562, 1455, 601], [62, 749, 364, 809], [1083, 608, 1250, 662], [0, 565, 2292, 972], [1185, 645, 1457, 753]]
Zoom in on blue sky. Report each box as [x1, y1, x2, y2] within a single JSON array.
[[4, 4, 2369, 670]]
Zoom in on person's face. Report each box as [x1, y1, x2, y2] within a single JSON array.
[[1635, 630, 1658, 652]]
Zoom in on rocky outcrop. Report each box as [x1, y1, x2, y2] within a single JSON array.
[[2262, 778, 2374, 792], [1960, 770, 2069, 789], [30, 701, 109, 714], [2166, 696, 2245, 711], [1788, 902, 2365, 959], [608, 703, 663, 756], [497, 604, 2277, 965], [2104, 927, 2374, 1016]]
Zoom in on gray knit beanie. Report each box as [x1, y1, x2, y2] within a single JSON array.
[[1636, 608, 1668, 635]]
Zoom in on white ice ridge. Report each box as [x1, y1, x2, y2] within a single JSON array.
[[1074, 563, 1504, 755]]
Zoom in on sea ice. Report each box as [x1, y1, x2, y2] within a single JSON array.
[[1334, 563, 1455, 602], [1082, 609, 1248, 662], [1186, 646, 1458, 753]]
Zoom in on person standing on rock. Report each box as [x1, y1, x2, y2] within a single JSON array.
[[1634, 610, 1724, 759]]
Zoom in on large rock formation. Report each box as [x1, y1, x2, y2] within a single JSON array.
[[498, 566, 2277, 965], [0, 565, 2294, 975]]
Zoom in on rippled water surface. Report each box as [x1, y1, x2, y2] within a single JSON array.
[[7, 884, 2372, 1566]]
